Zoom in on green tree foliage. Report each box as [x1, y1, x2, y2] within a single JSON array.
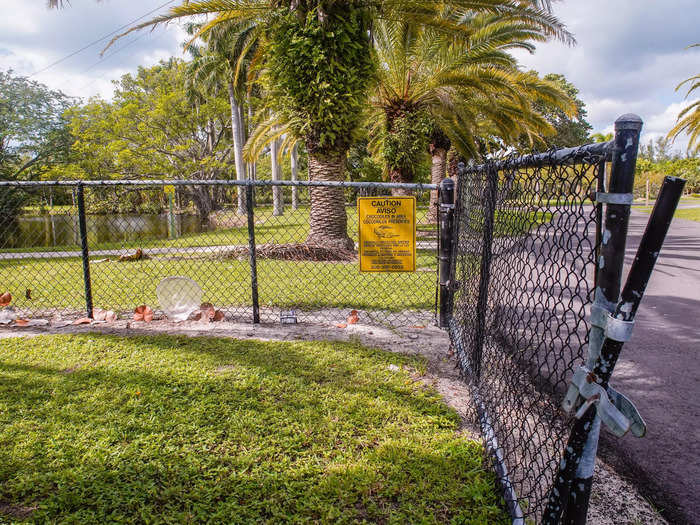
[[265, 7, 374, 155], [668, 44, 700, 156], [67, 59, 233, 220], [528, 73, 592, 149], [0, 70, 75, 180], [636, 137, 700, 195]]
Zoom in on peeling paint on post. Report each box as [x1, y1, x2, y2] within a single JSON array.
[[543, 114, 643, 525]]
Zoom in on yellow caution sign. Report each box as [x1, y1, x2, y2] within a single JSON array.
[[358, 196, 416, 272], [163, 184, 176, 196]]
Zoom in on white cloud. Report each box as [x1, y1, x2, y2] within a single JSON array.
[[512, 0, 700, 154], [0, 0, 188, 101]]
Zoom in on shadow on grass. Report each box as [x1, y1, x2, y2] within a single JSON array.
[[0, 333, 507, 524]]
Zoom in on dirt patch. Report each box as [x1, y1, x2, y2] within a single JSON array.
[[60, 364, 83, 374], [223, 243, 356, 262], [0, 502, 38, 520], [0, 318, 666, 524]]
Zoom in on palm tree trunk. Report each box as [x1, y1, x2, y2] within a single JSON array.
[[428, 147, 447, 222], [271, 137, 284, 216], [389, 168, 413, 196], [228, 82, 247, 215], [290, 144, 299, 209], [307, 150, 354, 250]]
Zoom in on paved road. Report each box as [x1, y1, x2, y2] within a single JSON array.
[[599, 211, 700, 525]]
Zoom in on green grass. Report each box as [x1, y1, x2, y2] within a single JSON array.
[[0, 251, 437, 313], [637, 205, 700, 222], [0, 334, 507, 524]]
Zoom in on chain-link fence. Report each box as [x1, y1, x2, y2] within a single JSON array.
[[446, 141, 614, 522], [0, 180, 438, 328]]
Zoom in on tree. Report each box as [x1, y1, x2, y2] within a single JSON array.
[[68, 59, 233, 222], [106, 0, 572, 250], [527, 73, 592, 149], [0, 70, 75, 179], [367, 16, 575, 207], [668, 45, 700, 156], [590, 132, 612, 143]]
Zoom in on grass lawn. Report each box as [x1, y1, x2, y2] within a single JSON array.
[[0, 334, 507, 524], [637, 205, 700, 222]]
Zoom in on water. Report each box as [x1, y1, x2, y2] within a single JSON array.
[[1, 213, 205, 250]]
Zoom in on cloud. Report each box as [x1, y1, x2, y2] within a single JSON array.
[[0, 0, 189, 100], [512, 0, 700, 153]]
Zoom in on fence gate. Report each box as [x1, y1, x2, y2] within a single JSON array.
[[442, 114, 664, 523]]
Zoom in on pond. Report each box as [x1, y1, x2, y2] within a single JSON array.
[[1, 213, 206, 250]]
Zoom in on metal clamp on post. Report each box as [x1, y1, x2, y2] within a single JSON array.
[[562, 366, 646, 438], [605, 315, 635, 342], [595, 192, 634, 205]]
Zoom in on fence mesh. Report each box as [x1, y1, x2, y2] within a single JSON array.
[[448, 145, 610, 521], [0, 181, 437, 328]]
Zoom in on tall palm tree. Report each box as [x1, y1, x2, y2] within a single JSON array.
[[668, 44, 700, 156], [103, 0, 572, 250], [185, 21, 259, 214]]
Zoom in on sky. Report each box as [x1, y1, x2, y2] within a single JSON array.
[[1, 0, 698, 153]]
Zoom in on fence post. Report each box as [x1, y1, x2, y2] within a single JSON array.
[[472, 167, 498, 380], [438, 177, 455, 327], [246, 182, 260, 324], [76, 183, 93, 319], [543, 114, 642, 524]]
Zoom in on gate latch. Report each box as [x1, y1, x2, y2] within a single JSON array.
[[562, 366, 646, 438]]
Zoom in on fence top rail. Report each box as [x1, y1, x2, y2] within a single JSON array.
[[460, 140, 614, 174], [0, 179, 439, 191]]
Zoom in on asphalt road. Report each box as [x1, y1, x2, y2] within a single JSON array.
[[599, 210, 700, 525]]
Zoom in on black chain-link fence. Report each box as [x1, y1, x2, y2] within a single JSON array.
[[447, 141, 614, 522], [0, 180, 438, 328]]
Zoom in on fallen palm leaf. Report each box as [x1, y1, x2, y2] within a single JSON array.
[[119, 249, 147, 262], [347, 310, 359, 324], [134, 305, 154, 322], [0, 292, 11, 307], [14, 318, 29, 326], [72, 318, 92, 325]]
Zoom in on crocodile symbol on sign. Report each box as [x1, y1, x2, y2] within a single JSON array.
[[373, 225, 400, 239]]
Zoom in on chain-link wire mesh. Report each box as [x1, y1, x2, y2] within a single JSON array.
[[447, 143, 612, 522], [0, 180, 438, 328]]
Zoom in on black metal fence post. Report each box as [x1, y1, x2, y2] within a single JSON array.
[[543, 114, 643, 524], [76, 183, 93, 319], [246, 182, 260, 324], [472, 167, 498, 380], [438, 178, 455, 327]]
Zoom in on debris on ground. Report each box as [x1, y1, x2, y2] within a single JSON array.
[[118, 249, 147, 262], [347, 310, 359, 324], [156, 277, 203, 321], [0, 292, 12, 307], [224, 243, 356, 262], [133, 305, 154, 323], [93, 309, 117, 322], [0, 307, 17, 325]]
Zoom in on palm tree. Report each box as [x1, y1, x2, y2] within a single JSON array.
[[185, 21, 259, 215], [367, 15, 575, 207], [668, 45, 700, 156], [102, 0, 572, 250]]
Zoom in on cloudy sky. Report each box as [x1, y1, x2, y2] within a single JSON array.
[[1, 0, 698, 152]]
